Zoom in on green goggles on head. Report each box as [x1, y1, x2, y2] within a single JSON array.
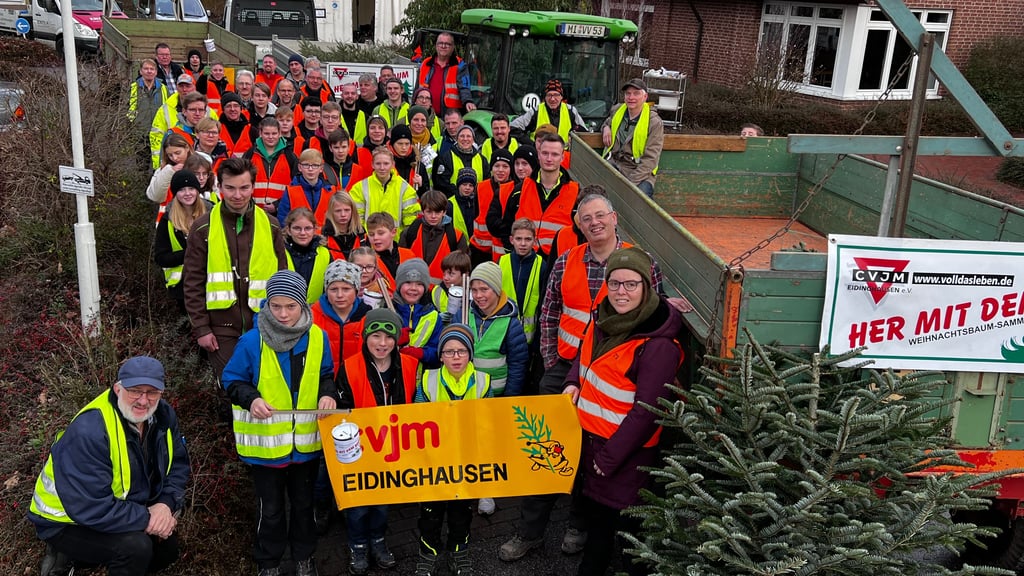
[[366, 320, 398, 336]]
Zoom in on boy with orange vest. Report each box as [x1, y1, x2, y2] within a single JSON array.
[[366, 212, 415, 290], [242, 117, 298, 214], [278, 148, 335, 229], [514, 132, 578, 257], [399, 189, 468, 287]]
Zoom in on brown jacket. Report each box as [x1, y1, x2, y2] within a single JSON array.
[[182, 203, 288, 340], [601, 103, 664, 186]]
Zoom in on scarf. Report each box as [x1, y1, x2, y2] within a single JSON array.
[[258, 304, 313, 352], [592, 286, 659, 360], [412, 129, 432, 149]]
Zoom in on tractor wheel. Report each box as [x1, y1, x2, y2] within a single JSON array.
[[955, 508, 1024, 572]]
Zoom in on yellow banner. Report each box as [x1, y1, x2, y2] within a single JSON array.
[[318, 395, 582, 508]]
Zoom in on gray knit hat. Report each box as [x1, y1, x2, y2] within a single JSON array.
[[395, 258, 430, 289], [456, 167, 477, 187], [323, 260, 361, 292], [440, 323, 474, 360], [457, 124, 475, 139], [266, 270, 308, 305], [470, 261, 502, 296]]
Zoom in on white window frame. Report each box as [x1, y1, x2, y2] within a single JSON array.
[[758, 2, 952, 101]]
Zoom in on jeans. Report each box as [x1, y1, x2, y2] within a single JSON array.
[[47, 525, 178, 576], [344, 505, 389, 547], [636, 180, 655, 198], [250, 459, 319, 569]]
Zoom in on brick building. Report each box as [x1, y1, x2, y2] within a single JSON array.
[[601, 0, 1024, 102]]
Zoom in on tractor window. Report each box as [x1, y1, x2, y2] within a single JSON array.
[[510, 36, 617, 126], [463, 33, 502, 112]]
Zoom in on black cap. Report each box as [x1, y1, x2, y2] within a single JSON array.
[[512, 144, 539, 174], [390, 123, 413, 143], [491, 147, 514, 168], [221, 91, 243, 108], [171, 169, 202, 195], [621, 78, 648, 91]]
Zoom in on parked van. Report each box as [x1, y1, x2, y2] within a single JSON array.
[[133, 0, 208, 22], [0, 0, 126, 54]]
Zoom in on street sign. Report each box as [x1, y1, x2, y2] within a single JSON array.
[[521, 93, 540, 112], [59, 165, 95, 196], [14, 17, 30, 35]]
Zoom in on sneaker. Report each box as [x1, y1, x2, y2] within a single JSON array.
[[348, 544, 369, 576], [314, 500, 332, 535], [295, 557, 319, 576], [40, 545, 72, 576], [561, 527, 588, 555], [257, 567, 281, 576], [414, 551, 437, 576], [498, 535, 543, 562], [448, 548, 472, 575], [477, 497, 495, 515], [370, 537, 396, 569]]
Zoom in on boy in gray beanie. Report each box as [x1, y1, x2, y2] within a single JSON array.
[[392, 258, 442, 366]]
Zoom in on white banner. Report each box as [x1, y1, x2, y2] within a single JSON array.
[[820, 234, 1024, 372], [326, 63, 418, 99]]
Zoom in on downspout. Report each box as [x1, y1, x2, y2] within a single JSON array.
[[687, 0, 704, 81]]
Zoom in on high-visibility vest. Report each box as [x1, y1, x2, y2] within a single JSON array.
[[163, 223, 184, 287], [576, 332, 662, 447], [342, 109, 368, 144], [293, 132, 323, 156], [300, 83, 332, 105], [286, 245, 331, 304], [374, 101, 410, 130], [256, 71, 283, 95], [489, 182, 519, 261], [467, 313, 511, 395], [603, 103, 657, 176], [418, 56, 464, 111], [407, 219, 462, 286], [205, 79, 234, 116], [311, 302, 365, 375], [352, 173, 418, 234], [128, 80, 168, 122], [471, 179, 513, 254], [556, 242, 632, 361], [401, 306, 440, 350], [325, 233, 362, 260], [479, 137, 519, 164], [285, 184, 336, 231], [500, 254, 541, 344], [221, 122, 253, 158], [205, 203, 279, 311], [345, 353, 419, 407], [535, 103, 571, 142], [251, 149, 293, 207], [448, 197, 471, 240], [449, 153, 485, 188], [231, 330, 325, 460], [420, 366, 490, 401], [30, 392, 175, 524], [515, 178, 578, 256], [430, 284, 451, 314]]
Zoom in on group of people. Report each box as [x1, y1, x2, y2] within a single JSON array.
[[29, 32, 692, 576]]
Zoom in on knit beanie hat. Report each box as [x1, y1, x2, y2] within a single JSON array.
[[470, 261, 502, 296], [170, 170, 202, 195], [395, 258, 430, 290], [288, 54, 304, 66], [545, 78, 563, 95], [367, 115, 388, 130], [605, 247, 653, 287], [221, 91, 243, 109], [409, 105, 430, 122], [440, 323, 474, 360], [457, 124, 475, 140], [363, 308, 401, 339], [456, 167, 477, 187], [390, 123, 413, 144], [323, 260, 361, 291], [513, 144, 539, 174], [491, 148, 514, 168], [265, 269, 308, 305]]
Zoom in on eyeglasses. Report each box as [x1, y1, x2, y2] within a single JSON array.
[[441, 348, 469, 358], [305, 109, 321, 115], [359, 264, 376, 272], [122, 387, 163, 401], [607, 279, 642, 293], [298, 163, 322, 169], [186, 107, 207, 114], [199, 130, 219, 136], [366, 320, 397, 335], [290, 225, 315, 233], [416, 94, 431, 101], [579, 211, 613, 226]]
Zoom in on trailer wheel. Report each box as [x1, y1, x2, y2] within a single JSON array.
[[955, 509, 1024, 572]]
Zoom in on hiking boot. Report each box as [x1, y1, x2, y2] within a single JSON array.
[[40, 545, 72, 576], [413, 551, 437, 576], [561, 527, 588, 555], [294, 557, 319, 576], [256, 567, 281, 576], [448, 548, 473, 575], [498, 535, 543, 561], [477, 497, 495, 515], [348, 544, 369, 575], [370, 537, 396, 568]]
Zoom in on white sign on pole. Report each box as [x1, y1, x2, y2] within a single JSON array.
[[59, 165, 95, 196], [820, 234, 1024, 373], [327, 63, 419, 99]]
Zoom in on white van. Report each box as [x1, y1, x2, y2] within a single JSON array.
[[132, 0, 208, 22], [0, 0, 127, 54]]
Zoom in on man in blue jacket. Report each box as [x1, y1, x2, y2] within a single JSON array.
[[29, 356, 190, 576]]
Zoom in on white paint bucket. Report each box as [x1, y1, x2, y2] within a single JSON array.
[[446, 286, 463, 316], [363, 290, 383, 309], [332, 421, 362, 463], [204, 38, 216, 52]]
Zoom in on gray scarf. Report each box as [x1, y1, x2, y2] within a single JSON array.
[[258, 305, 313, 351]]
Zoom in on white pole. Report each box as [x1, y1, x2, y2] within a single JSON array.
[[60, 0, 101, 334]]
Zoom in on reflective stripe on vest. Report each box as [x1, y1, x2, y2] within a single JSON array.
[[431, 285, 449, 313], [205, 203, 279, 311], [480, 137, 519, 164], [358, 173, 414, 233], [535, 103, 571, 143], [286, 245, 332, 303], [467, 314, 511, 395], [164, 223, 184, 287], [232, 330, 325, 459], [406, 308, 440, 348], [576, 332, 661, 447], [375, 102, 410, 129], [252, 152, 292, 206], [448, 197, 470, 241], [422, 366, 490, 401], [555, 242, 634, 360], [500, 254, 541, 344], [603, 103, 657, 175], [516, 179, 577, 254], [418, 57, 465, 111], [409, 220, 461, 286]]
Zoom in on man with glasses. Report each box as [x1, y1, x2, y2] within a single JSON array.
[[301, 61, 335, 104], [417, 32, 476, 115], [30, 356, 190, 576], [153, 43, 183, 95], [150, 74, 215, 169]]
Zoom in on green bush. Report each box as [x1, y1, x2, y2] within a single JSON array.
[[963, 37, 1024, 133], [996, 157, 1024, 188]]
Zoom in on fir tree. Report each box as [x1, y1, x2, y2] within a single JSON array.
[[625, 332, 1014, 576]]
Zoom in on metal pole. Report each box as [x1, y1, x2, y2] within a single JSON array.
[[61, 0, 102, 334], [876, 155, 900, 236], [889, 32, 934, 238]]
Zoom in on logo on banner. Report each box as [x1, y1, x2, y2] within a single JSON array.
[[851, 257, 910, 304], [333, 67, 349, 82], [515, 405, 575, 476]]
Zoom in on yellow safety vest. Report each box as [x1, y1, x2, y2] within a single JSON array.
[[205, 203, 279, 312], [164, 224, 184, 288], [604, 103, 657, 175], [286, 245, 332, 304], [448, 196, 470, 239], [404, 307, 440, 349], [421, 365, 490, 401], [499, 254, 542, 344], [480, 137, 519, 164], [450, 153, 486, 189], [231, 330, 325, 460], [374, 101, 410, 130], [535, 103, 571, 143], [352, 172, 419, 233]]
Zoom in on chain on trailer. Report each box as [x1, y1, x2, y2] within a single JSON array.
[[700, 53, 916, 364]]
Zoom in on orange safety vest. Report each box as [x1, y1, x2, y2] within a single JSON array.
[[515, 179, 578, 256], [312, 302, 365, 376], [251, 151, 293, 207], [293, 132, 323, 156], [471, 179, 513, 255], [220, 122, 253, 158], [300, 83, 333, 105], [489, 181, 519, 261], [256, 71, 283, 95], [285, 184, 335, 231], [344, 353, 419, 407], [408, 220, 463, 286], [556, 242, 633, 361], [205, 79, 234, 116], [325, 234, 362, 260], [376, 247, 416, 290], [418, 56, 464, 111], [576, 331, 671, 448], [554, 224, 580, 260]]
